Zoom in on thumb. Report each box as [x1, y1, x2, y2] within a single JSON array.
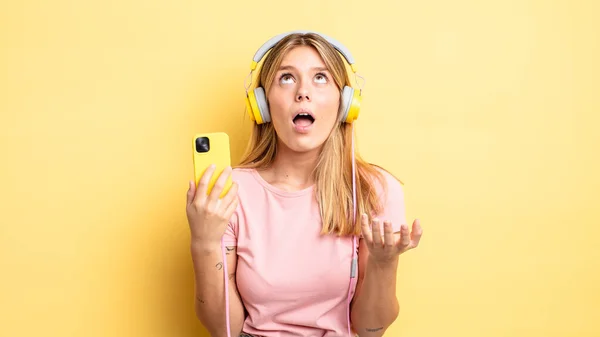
[[186, 180, 195, 205]]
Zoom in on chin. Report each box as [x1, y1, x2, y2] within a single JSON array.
[[274, 119, 334, 154], [288, 141, 320, 153], [280, 135, 325, 154]]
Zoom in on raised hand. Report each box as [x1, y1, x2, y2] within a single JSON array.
[[360, 213, 423, 264]]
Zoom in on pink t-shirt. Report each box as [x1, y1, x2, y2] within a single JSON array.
[[223, 167, 406, 337]]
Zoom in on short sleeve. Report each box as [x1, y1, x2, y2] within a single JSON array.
[[222, 206, 239, 246], [372, 168, 407, 233]]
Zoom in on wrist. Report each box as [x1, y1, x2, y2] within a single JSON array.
[[190, 239, 222, 253], [368, 255, 399, 271]]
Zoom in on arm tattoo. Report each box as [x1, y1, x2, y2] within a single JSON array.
[[195, 296, 205, 304], [366, 327, 383, 332], [226, 247, 234, 255], [215, 262, 223, 270]]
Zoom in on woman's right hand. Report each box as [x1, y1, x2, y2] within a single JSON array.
[[186, 165, 239, 245]]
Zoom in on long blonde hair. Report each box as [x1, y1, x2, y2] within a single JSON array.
[[237, 32, 390, 236]]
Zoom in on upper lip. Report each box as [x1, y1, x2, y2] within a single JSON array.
[[293, 108, 315, 120]]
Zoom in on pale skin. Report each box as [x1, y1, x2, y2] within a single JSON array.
[[186, 45, 423, 336]]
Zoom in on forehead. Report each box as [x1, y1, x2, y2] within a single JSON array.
[[279, 45, 327, 68]]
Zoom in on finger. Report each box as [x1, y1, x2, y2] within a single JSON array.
[[222, 195, 239, 221], [219, 182, 239, 211], [195, 164, 216, 204], [410, 219, 423, 248], [186, 180, 195, 206], [383, 221, 394, 249], [400, 224, 410, 247], [371, 218, 383, 246], [207, 166, 232, 208], [360, 213, 373, 244]]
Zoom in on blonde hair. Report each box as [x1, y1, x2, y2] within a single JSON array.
[[237, 32, 391, 236]]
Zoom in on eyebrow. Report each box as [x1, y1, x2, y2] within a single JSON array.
[[278, 65, 329, 72]]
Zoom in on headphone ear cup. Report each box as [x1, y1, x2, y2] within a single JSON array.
[[253, 87, 271, 124], [245, 87, 271, 124], [245, 91, 257, 122], [340, 86, 360, 123]]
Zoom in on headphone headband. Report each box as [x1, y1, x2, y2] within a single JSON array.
[[250, 30, 357, 72]]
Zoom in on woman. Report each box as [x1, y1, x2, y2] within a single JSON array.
[[186, 31, 423, 337]]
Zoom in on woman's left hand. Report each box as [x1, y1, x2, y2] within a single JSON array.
[[360, 213, 423, 264]]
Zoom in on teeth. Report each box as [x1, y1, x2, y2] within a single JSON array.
[[294, 112, 314, 121]]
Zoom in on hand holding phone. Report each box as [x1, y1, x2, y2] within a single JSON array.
[[192, 132, 233, 198], [187, 132, 238, 244]]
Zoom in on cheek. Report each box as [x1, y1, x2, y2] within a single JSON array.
[[316, 90, 341, 121], [267, 92, 287, 118], [266, 93, 292, 132]]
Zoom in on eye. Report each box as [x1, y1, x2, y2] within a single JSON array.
[[314, 72, 328, 84], [279, 73, 295, 84]]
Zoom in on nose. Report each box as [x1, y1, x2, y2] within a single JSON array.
[[296, 92, 310, 101], [295, 83, 311, 102], [296, 93, 310, 101]]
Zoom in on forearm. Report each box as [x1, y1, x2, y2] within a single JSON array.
[[191, 241, 245, 337], [351, 257, 400, 336]]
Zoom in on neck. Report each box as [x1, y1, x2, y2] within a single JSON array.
[[267, 143, 321, 190]]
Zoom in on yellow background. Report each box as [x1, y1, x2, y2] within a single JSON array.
[[1, 0, 599, 336]]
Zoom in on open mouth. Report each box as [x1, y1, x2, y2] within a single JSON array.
[[293, 112, 315, 127]]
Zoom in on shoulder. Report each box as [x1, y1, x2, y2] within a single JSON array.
[[224, 168, 258, 236], [230, 167, 261, 190], [367, 164, 407, 230], [231, 167, 255, 180], [369, 164, 405, 202]]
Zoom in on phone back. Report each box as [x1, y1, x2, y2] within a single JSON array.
[[193, 132, 232, 198]]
